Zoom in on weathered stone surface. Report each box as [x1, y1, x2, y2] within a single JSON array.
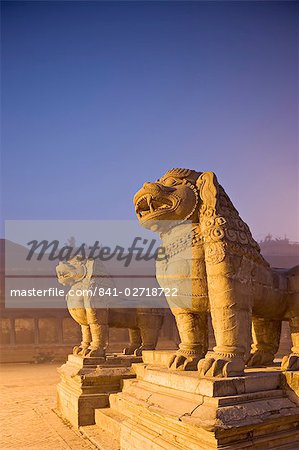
[[56, 353, 142, 428], [142, 349, 175, 366], [133, 169, 299, 376], [85, 358, 299, 449]]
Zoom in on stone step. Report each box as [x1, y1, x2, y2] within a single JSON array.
[[132, 363, 282, 397], [109, 383, 299, 430], [120, 417, 186, 450], [80, 424, 120, 450], [95, 408, 126, 441], [88, 413, 186, 450], [104, 394, 216, 450], [88, 372, 299, 450], [108, 390, 299, 449], [108, 388, 218, 447], [92, 403, 188, 449], [108, 391, 184, 430], [83, 356, 299, 449], [114, 379, 205, 417], [106, 374, 299, 449], [93, 403, 187, 450], [121, 376, 286, 408]]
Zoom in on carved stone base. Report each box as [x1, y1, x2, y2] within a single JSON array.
[[56, 353, 142, 428], [83, 351, 299, 449]]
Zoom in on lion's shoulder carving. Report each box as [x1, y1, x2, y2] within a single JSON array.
[[199, 181, 266, 266]]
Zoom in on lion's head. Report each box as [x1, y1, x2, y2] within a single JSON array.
[[134, 168, 264, 264], [56, 257, 87, 286], [133, 168, 219, 232]]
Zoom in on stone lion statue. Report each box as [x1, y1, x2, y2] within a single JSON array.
[[56, 257, 163, 358], [133, 168, 299, 377]]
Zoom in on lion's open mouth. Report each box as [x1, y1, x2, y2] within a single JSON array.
[[57, 271, 71, 282], [135, 194, 173, 219]]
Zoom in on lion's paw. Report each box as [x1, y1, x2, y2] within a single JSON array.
[[133, 345, 155, 357], [168, 353, 200, 371], [73, 345, 89, 356], [85, 348, 106, 358], [197, 355, 245, 378], [246, 350, 275, 367], [73, 345, 81, 355], [123, 345, 139, 355], [281, 354, 299, 371]]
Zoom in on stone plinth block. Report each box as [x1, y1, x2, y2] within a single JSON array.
[[85, 351, 299, 449], [56, 353, 142, 428]]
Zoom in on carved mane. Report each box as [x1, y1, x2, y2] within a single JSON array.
[[199, 182, 268, 266], [157, 168, 268, 267]]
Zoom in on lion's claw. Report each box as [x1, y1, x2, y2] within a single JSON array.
[[78, 348, 90, 357], [198, 356, 245, 378], [73, 346, 81, 355], [73, 345, 89, 356], [122, 345, 155, 356], [246, 350, 275, 367], [87, 348, 106, 358], [123, 345, 139, 355], [73, 346, 106, 358], [133, 345, 155, 356], [168, 353, 200, 371]]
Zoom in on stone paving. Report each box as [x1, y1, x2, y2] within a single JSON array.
[[0, 363, 96, 449]]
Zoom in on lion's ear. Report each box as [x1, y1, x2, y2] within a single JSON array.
[[196, 172, 219, 208]]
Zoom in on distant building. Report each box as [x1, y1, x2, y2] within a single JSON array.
[[259, 235, 299, 357], [259, 234, 299, 268]]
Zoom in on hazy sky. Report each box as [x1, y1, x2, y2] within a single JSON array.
[[1, 1, 298, 241]]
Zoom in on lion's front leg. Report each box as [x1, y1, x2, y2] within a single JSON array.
[[68, 307, 91, 356], [169, 310, 208, 371], [123, 328, 142, 355], [247, 318, 281, 367], [134, 311, 164, 356], [73, 324, 92, 356], [198, 258, 252, 377], [84, 308, 108, 358]]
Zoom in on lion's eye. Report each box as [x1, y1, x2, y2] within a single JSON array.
[[163, 177, 180, 187]]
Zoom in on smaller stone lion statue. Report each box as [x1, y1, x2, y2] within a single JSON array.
[[56, 257, 163, 358]]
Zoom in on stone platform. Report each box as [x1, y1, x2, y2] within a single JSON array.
[[56, 353, 142, 428], [82, 350, 299, 449]]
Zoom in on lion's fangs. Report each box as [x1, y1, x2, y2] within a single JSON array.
[[135, 194, 172, 218]]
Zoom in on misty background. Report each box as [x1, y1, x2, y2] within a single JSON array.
[[1, 1, 298, 242]]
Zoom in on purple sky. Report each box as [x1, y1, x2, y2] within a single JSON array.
[[1, 1, 298, 241]]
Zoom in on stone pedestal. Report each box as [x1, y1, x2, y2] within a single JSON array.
[[84, 351, 299, 449], [56, 353, 142, 428]]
